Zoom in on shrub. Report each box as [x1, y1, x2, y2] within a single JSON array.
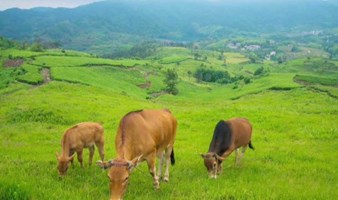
[[194, 68, 231, 83], [254, 66, 265, 76], [7, 108, 73, 125], [244, 77, 251, 84]]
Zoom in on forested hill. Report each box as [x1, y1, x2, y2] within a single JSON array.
[[1, 0, 338, 52]]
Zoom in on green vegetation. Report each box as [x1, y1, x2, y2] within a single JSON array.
[[0, 181, 31, 200], [1, 0, 338, 57], [163, 68, 179, 95], [294, 74, 338, 87], [0, 41, 337, 200], [194, 68, 232, 84]]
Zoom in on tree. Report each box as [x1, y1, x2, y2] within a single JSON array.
[[163, 68, 179, 95], [30, 42, 44, 52]]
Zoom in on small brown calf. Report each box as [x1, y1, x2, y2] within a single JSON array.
[[56, 122, 104, 176]]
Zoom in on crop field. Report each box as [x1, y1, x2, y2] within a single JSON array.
[[0, 47, 337, 200]]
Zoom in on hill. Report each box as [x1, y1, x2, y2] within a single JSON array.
[[0, 43, 337, 199], [1, 0, 338, 55]]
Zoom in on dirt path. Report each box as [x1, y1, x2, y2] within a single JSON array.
[[137, 72, 152, 89], [41, 68, 51, 84]]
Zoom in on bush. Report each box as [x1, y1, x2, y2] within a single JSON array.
[[7, 108, 73, 125], [244, 77, 251, 84], [254, 66, 265, 76], [194, 68, 231, 83]]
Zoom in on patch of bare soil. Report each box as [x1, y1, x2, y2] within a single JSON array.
[[149, 91, 167, 98], [137, 71, 156, 89], [137, 81, 151, 89], [4, 59, 24, 68], [41, 68, 51, 84]]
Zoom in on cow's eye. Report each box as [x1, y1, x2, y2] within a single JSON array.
[[124, 177, 129, 182]]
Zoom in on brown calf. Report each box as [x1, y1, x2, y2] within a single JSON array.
[[97, 109, 177, 200], [201, 118, 254, 178], [56, 122, 104, 176]]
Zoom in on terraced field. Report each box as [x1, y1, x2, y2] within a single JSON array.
[[0, 47, 337, 200]]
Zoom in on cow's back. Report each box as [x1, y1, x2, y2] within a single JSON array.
[[115, 110, 177, 159], [65, 122, 104, 149], [227, 118, 252, 148]]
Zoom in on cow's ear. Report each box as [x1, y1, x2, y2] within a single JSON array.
[[128, 155, 142, 170], [200, 153, 206, 158], [56, 152, 60, 160]]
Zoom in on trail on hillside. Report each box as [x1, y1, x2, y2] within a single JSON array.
[[137, 71, 152, 89], [41, 68, 51, 84]]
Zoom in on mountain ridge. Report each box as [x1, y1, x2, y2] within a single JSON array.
[[1, 0, 337, 54]]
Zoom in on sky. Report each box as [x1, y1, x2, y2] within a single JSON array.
[[0, 0, 103, 11]]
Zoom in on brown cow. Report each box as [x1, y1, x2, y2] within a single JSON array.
[[201, 118, 254, 178], [56, 122, 105, 176], [97, 109, 177, 200]]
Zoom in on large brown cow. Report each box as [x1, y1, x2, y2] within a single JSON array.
[[201, 118, 254, 178], [97, 109, 177, 200], [56, 122, 105, 176]]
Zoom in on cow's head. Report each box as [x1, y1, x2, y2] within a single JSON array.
[[56, 152, 75, 176], [201, 153, 224, 179], [97, 155, 142, 200]]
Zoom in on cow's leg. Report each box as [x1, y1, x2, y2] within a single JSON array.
[[219, 148, 234, 165], [235, 148, 240, 165], [157, 151, 164, 180], [77, 150, 83, 167], [146, 154, 160, 189], [96, 141, 105, 161], [89, 146, 95, 166], [69, 150, 75, 166], [240, 146, 248, 161], [217, 161, 223, 174], [163, 147, 172, 182]]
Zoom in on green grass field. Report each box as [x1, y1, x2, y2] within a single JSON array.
[[0, 47, 337, 200]]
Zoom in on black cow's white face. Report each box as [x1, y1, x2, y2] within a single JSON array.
[[201, 153, 222, 179]]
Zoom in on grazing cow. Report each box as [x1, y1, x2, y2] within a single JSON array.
[[56, 122, 105, 176], [97, 109, 177, 200], [201, 118, 253, 178]]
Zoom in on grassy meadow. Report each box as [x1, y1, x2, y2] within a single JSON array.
[[0, 47, 337, 200]]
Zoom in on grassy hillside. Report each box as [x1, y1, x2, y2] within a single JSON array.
[[0, 47, 337, 200]]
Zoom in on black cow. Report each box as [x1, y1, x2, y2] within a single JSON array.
[[201, 118, 254, 178]]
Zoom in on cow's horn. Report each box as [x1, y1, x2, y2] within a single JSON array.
[[215, 154, 225, 161], [107, 160, 115, 168], [96, 160, 114, 169]]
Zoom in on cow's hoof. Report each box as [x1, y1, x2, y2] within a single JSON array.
[[164, 177, 169, 182]]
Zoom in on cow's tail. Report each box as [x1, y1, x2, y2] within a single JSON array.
[[248, 141, 254, 150], [170, 148, 175, 165]]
